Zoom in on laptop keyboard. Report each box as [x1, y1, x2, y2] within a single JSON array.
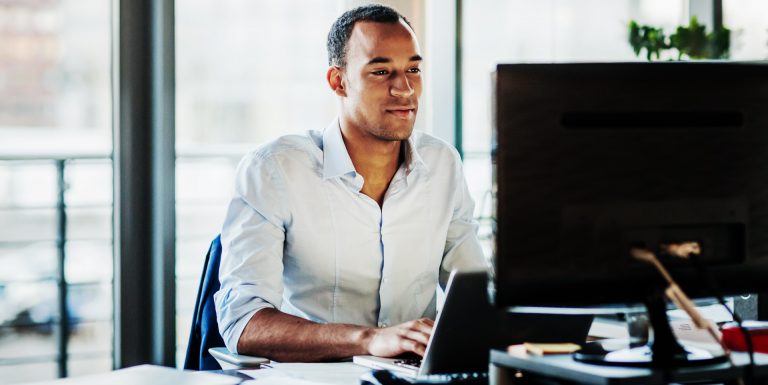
[[361, 369, 488, 385], [393, 358, 422, 371]]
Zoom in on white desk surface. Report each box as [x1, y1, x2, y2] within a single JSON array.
[[23, 365, 242, 385], [18, 363, 370, 385]]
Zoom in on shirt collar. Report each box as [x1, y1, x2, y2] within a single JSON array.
[[322, 119, 357, 180], [403, 134, 429, 175], [322, 118, 430, 180]]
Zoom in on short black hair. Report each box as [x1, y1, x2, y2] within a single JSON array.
[[327, 4, 412, 68]]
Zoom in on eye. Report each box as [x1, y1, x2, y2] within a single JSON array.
[[371, 69, 389, 76], [407, 67, 421, 74]]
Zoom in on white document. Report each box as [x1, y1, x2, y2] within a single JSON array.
[[588, 317, 629, 340], [241, 362, 369, 385], [667, 302, 735, 324]]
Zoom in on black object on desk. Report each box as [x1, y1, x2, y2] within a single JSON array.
[[573, 295, 727, 368], [360, 369, 488, 385], [490, 348, 768, 385]]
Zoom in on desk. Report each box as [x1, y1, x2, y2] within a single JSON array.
[[490, 348, 768, 385]]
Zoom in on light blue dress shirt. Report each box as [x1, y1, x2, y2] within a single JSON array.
[[214, 120, 486, 353]]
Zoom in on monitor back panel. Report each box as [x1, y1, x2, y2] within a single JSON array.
[[492, 63, 768, 306]]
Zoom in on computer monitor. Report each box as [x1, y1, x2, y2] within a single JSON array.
[[491, 62, 768, 366]]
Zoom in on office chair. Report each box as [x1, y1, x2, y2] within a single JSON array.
[[184, 234, 267, 370]]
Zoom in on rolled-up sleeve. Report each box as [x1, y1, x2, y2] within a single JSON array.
[[439, 150, 487, 289], [214, 152, 290, 353]]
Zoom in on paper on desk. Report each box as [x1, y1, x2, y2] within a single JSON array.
[[25, 364, 241, 385], [241, 362, 368, 385], [668, 302, 734, 323], [242, 376, 338, 385], [670, 318, 726, 355], [588, 317, 629, 340]]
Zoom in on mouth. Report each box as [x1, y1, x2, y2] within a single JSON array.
[[385, 107, 416, 119]]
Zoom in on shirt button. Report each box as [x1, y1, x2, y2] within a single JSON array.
[[379, 323, 388, 328]]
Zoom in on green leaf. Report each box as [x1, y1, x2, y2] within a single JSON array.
[[631, 16, 731, 61]]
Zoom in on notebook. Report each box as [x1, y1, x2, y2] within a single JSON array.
[[353, 270, 593, 376]]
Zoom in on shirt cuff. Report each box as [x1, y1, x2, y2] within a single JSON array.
[[223, 305, 272, 354]]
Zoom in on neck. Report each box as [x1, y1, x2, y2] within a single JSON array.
[[339, 120, 405, 205]]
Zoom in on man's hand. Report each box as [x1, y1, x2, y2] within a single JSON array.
[[237, 309, 434, 362], [364, 318, 435, 357]]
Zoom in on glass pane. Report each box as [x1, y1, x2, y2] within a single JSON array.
[[0, 163, 57, 208], [175, 158, 238, 205], [65, 161, 113, 207], [462, 155, 493, 260], [66, 208, 112, 241], [0, 208, 57, 243], [0, 281, 59, 333], [0, 362, 58, 384], [176, 278, 198, 317], [65, 241, 112, 284], [0, 324, 58, 360], [723, 0, 768, 60], [176, 206, 227, 243], [175, 277, 198, 365], [67, 284, 111, 323], [176, 239, 208, 280], [68, 321, 111, 355], [0, 242, 57, 282], [67, 355, 112, 378], [463, 155, 492, 218]]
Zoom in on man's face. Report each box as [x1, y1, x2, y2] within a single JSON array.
[[337, 20, 423, 141]]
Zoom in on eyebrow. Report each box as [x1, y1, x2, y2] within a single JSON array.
[[366, 54, 423, 65]]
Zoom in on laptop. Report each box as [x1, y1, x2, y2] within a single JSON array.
[[353, 270, 593, 376]]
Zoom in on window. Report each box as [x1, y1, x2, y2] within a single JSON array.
[[723, 0, 768, 60], [0, 0, 112, 382]]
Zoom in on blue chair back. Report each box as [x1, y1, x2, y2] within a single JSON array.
[[184, 235, 226, 370]]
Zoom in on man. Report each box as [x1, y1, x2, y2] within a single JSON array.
[[214, 4, 485, 362]]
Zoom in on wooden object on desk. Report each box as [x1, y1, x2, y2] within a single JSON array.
[[630, 247, 729, 353], [521, 343, 582, 356]]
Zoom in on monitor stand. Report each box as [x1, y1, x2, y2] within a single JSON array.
[[574, 293, 729, 368]]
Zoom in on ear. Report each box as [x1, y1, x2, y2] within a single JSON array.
[[326, 66, 347, 97]]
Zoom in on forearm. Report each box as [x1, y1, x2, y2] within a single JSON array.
[[236, 308, 374, 362]]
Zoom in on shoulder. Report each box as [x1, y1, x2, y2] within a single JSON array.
[[410, 130, 462, 166], [238, 130, 323, 171]]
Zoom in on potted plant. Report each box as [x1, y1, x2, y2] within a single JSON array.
[[629, 17, 730, 61]]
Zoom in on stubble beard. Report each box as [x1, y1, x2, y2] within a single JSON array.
[[365, 113, 417, 141], [368, 125, 413, 141]]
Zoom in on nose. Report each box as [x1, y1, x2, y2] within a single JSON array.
[[390, 72, 414, 98]]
